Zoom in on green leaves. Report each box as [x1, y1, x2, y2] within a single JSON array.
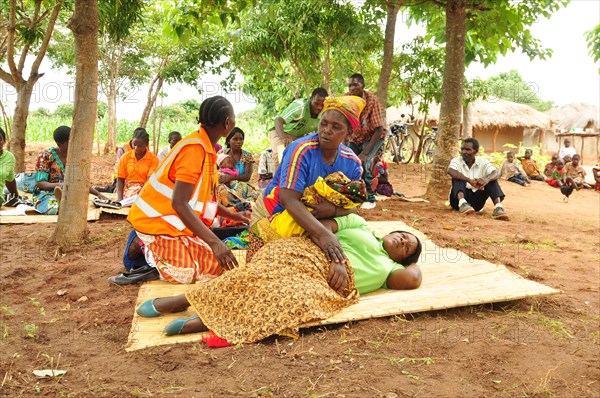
[[229, 0, 382, 123], [585, 23, 600, 69], [410, 0, 570, 67], [483, 69, 553, 111]]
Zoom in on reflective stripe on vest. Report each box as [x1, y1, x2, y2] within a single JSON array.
[[132, 136, 213, 231]]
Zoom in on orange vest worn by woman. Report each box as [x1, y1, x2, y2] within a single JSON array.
[[128, 128, 218, 237]]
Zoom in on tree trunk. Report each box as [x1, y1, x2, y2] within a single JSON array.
[[462, 102, 473, 138], [139, 74, 164, 128], [53, 0, 98, 246], [104, 79, 117, 154], [412, 117, 428, 163], [2, 0, 63, 171], [376, 1, 402, 122], [323, 38, 331, 94], [425, 0, 466, 200], [10, 79, 38, 172]]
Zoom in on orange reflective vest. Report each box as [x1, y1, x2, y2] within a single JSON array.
[[127, 129, 218, 237]]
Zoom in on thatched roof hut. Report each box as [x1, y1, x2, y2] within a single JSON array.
[[545, 103, 600, 163], [387, 99, 552, 129], [386, 99, 553, 152], [545, 103, 599, 132]]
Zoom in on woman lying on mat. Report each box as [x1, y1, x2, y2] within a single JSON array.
[[110, 96, 250, 285], [135, 214, 422, 343]]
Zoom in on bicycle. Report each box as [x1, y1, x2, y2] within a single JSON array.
[[386, 122, 415, 164], [420, 126, 438, 164]]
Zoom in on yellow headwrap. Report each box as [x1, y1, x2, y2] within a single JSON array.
[[322, 96, 366, 131]]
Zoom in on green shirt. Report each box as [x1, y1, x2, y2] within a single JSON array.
[[276, 98, 320, 138], [0, 149, 16, 203], [335, 214, 403, 294]]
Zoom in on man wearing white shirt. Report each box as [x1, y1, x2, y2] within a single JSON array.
[[558, 138, 577, 161], [157, 131, 182, 162], [447, 138, 508, 220]]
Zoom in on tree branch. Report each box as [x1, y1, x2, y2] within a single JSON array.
[[7, 0, 22, 82], [0, 67, 16, 86], [30, 0, 63, 75], [17, 0, 42, 72]]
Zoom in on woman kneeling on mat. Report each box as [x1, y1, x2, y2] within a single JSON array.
[[136, 214, 422, 343], [109, 96, 250, 285]]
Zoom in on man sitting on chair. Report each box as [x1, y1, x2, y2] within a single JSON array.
[[447, 137, 508, 220]]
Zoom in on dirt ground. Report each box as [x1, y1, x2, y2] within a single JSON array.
[[1, 149, 599, 398]]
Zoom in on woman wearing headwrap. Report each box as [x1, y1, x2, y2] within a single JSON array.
[[251, 95, 365, 290]]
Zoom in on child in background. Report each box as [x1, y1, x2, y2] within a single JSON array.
[[564, 154, 590, 189], [563, 154, 573, 166], [559, 138, 577, 161], [216, 154, 239, 188], [517, 149, 545, 181], [257, 149, 275, 189], [546, 159, 575, 188], [372, 156, 394, 197], [593, 165, 600, 192], [544, 154, 559, 178], [501, 151, 530, 186]]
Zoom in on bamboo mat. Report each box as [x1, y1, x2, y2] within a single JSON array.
[[100, 207, 130, 217], [125, 221, 559, 352], [0, 200, 101, 224]]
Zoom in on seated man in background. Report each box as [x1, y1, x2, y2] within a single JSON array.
[[447, 137, 508, 220], [157, 131, 182, 162]]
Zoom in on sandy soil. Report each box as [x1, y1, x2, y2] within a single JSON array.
[[0, 151, 599, 397]]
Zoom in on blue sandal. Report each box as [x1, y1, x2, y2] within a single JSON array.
[[136, 299, 163, 318], [163, 314, 200, 336]]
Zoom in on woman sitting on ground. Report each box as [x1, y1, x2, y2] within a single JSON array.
[[0, 127, 18, 206], [217, 127, 254, 185], [136, 213, 422, 343], [216, 127, 259, 205], [251, 96, 364, 266], [33, 126, 107, 215], [116, 127, 159, 201]]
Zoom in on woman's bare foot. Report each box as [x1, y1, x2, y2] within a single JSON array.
[[153, 294, 190, 313], [180, 317, 209, 334]]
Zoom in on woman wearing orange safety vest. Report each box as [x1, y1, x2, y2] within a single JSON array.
[[111, 96, 250, 285]]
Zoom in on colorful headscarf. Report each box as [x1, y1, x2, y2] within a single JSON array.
[[322, 96, 366, 132]]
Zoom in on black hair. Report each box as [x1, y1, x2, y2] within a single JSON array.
[[132, 127, 150, 145], [390, 230, 422, 266], [225, 127, 244, 148], [572, 153, 580, 159], [349, 73, 365, 86], [168, 131, 181, 141], [198, 95, 234, 128], [463, 137, 479, 152], [524, 148, 532, 153], [311, 87, 328, 99], [53, 126, 71, 144], [506, 151, 515, 156], [0, 127, 6, 141]]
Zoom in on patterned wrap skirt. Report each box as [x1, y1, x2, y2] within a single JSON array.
[[186, 237, 358, 344], [137, 232, 223, 284]]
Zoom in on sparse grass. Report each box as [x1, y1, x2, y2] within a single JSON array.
[[23, 323, 38, 339], [537, 315, 574, 339], [384, 356, 434, 366]]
